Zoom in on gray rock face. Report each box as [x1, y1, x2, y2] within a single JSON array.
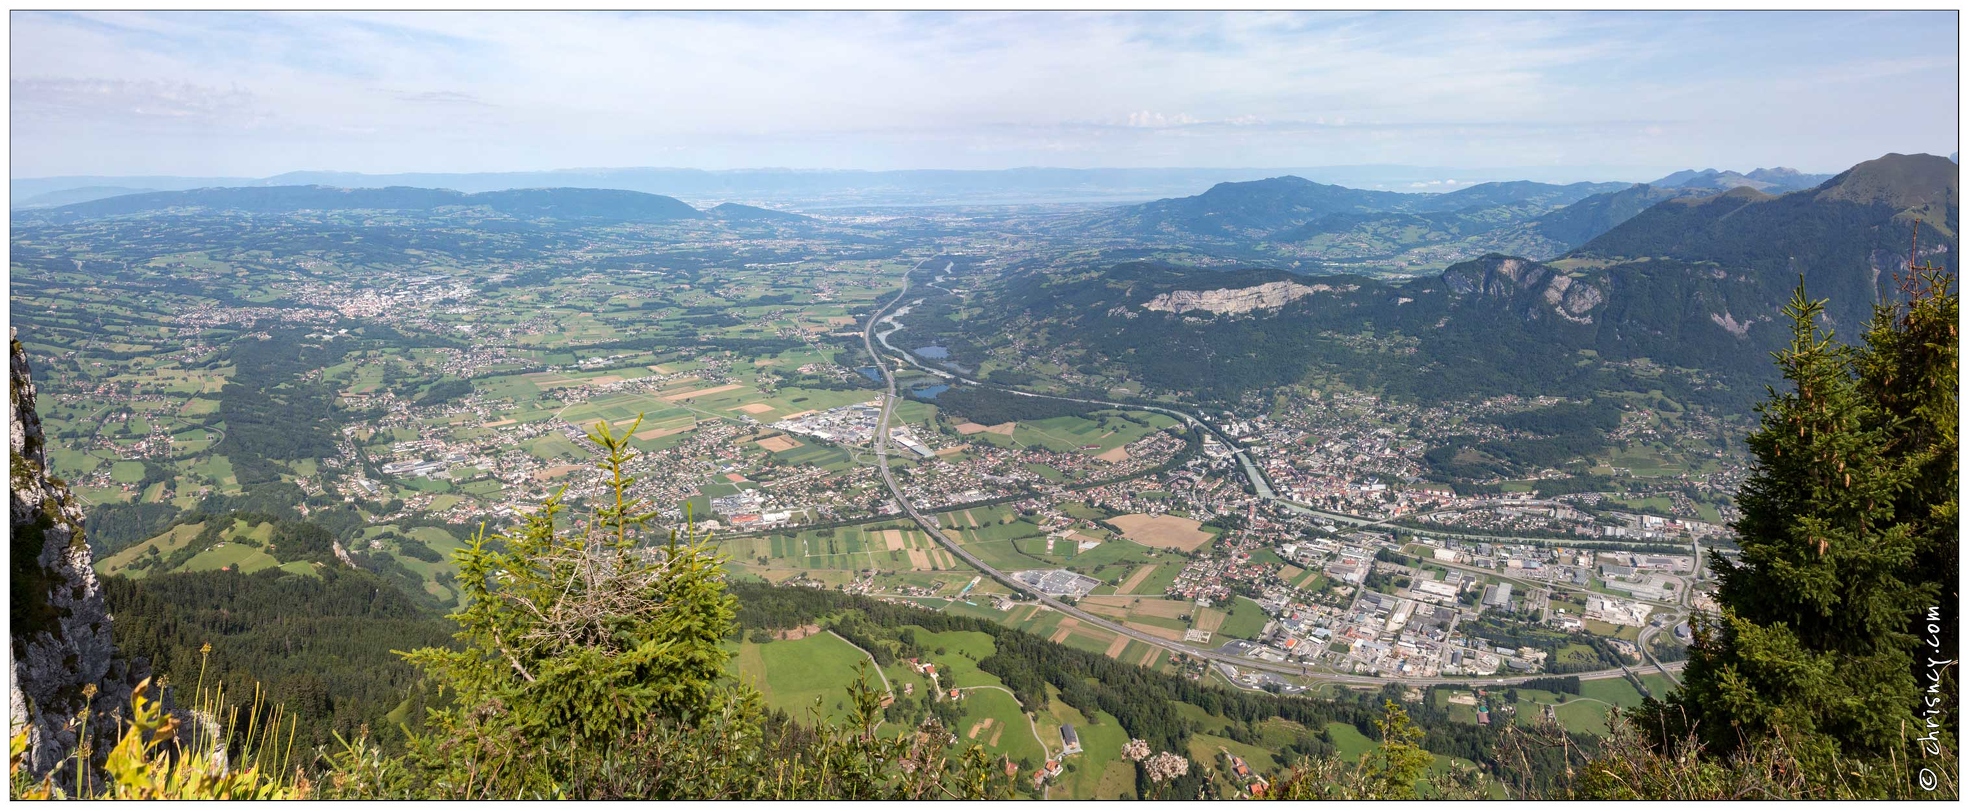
[[1141, 280, 1353, 316], [1442, 254, 1606, 324], [1442, 255, 1546, 299], [10, 328, 123, 780], [1540, 275, 1605, 323], [1709, 311, 1754, 337]]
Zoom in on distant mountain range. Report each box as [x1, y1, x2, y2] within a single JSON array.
[[1519, 184, 1716, 249], [1646, 166, 1835, 194], [0, 167, 1482, 211], [1098, 176, 1629, 238], [13, 163, 1828, 211], [1074, 161, 1904, 273], [17, 158, 1930, 291], [19, 185, 718, 224], [1081, 175, 1685, 270], [12, 185, 165, 209], [958, 153, 1958, 411]]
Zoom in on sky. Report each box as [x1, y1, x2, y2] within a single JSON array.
[[9, 11, 1960, 180]]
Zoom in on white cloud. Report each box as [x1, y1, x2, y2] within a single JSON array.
[[12, 77, 260, 126], [7, 11, 1957, 176]]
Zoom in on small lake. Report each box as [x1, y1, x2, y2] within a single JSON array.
[[856, 366, 883, 382], [911, 384, 951, 400], [913, 345, 949, 359]]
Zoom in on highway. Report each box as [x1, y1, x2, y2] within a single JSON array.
[[860, 255, 1687, 689]]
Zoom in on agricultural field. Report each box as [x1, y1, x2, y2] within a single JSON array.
[[736, 631, 875, 725], [728, 520, 980, 596], [1431, 678, 1657, 738], [14, 215, 936, 556], [1030, 693, 1134, 799], [1076, 594, 1197, 639], [1633, 673, 1680, 702], [945, 515, 1055, 571], [99, 513, 473, 606], [952, 687, 1049, 765], [1212, 596, 1272, 640], [960, 410, 1181, 458], [1104, 513, 1215, 552]]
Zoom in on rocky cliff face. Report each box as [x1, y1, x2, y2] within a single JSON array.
[[1538, 274, 1605, 324], [1141, 280, 1353, 316], [11, 329, 125, 779], [1441, 254, 1605, 324]]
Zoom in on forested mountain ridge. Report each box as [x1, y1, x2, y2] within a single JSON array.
[[1095, 175, 1627, 240], [12, 185, 163, 209], [27, 184, 708, 223], [1073, 174, 1634, 272], [1104, 175, 1418, 237], [1647, 166, 1835, 193], [1570, 152, 1958, 332], [98, 565, 458, 755], [960, 153, 1956, 410], [1067, 162, 1910, 274], [1408, 179, 1634, 213], [1514, 183, 1720, 252]]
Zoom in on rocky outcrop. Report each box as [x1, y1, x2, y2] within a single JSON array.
[[1710, 311, 1754, 337], [1442, 255, 1548, 299], [1441, 254, 1605, 324], [11, 329, 125, 780], [1540, 275, 1605, 323], [1141, 280, 1352, 316]]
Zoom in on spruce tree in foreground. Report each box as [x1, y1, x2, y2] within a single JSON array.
[[1618, 267, 1957, 798], [318, 417, 1012, 800]]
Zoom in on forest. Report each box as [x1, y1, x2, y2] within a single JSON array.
[[98, 566, 457, 756]]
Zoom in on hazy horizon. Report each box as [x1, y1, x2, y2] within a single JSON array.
[[11, 11, 1957, 180], [13, 159, 1924, 184]]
